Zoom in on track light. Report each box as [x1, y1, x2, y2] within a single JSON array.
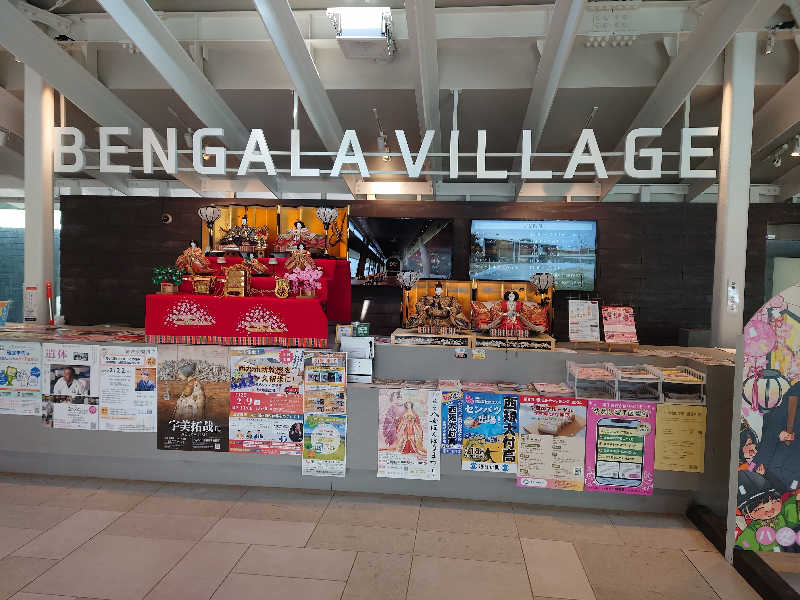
[[184, 129, 193, 148], [202, 152, 210, 161], [792, 135, 800, 158], [765, 32, 775, 55]]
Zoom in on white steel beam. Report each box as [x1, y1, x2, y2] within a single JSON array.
[[0, 0, 205, 195], [599, 0, 759, 199], [776, 165, 800, 201], [356, 181, 433, 196], [96, 0, 278, 197], [405, 0, 441, 154], [0, 147, 24, 181]]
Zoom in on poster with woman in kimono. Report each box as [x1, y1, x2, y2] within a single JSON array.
[[737, 284, 800, 551]]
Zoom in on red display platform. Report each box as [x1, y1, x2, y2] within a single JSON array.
[[177, 257, 351, 323], [145, 294, 329, 348]]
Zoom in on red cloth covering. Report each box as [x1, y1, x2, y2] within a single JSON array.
[[145, 294, 328, 348], [177, 257, 351, 323]]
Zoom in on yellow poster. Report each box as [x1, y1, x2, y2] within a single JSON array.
[[654, 404, 707, 472]]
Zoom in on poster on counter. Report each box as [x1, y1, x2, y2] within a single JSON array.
[[517, 396, 587, 491], [654, 404, 706, 473], [303, 352, 347, 414], [568, 300, 600, 342], [735, 284, 800, 551], [98, 346, 158, 432], [42, 343, 99, 398], [584, 399, 656, 496], [441, 390, 464, 454], [0, 341, 42, 416], [42, 394, 99, 429], [229, 347, 304, 455], [461, 392, 518, 473], [377, 388, 441, 480], [601, 306, 639, 344], [157, 345, 230, 451], [302, 413, 347, 477]]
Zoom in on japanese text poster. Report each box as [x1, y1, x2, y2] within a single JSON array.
[[229, 347, 304, 455], [441, 390, 464, 455], [654, 404, 706, 473], [377, 388, 441, 480], [157, 345, 230, 451], [601, 306, 639, 344], [99, 345, 158, 432], [303, 351, 347, 414], [42, 395, 99, 430], [461, 392, 518, 474], [0, 341, 42, 416], [517, 395, 587, 491], [42, 343, 100, 429], [568, 300, 600, 342], [302, 414, 347, 477], [584, 399, 656, 496]]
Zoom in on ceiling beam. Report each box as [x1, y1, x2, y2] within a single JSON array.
[[0, 147, 24, 181], [251, 0, 357, 199], [512, 0, 585, 188], [0, 0, 205, 195], [405, 0, 441, 155], [776, 164, 800, 200], [599, 0, 760, 199], [96, 0, 279, 197]]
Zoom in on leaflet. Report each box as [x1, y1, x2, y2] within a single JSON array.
[[303, 352, 347, 414], [42, 343, 99, 399], [302, 414, 347, 477], [377, 388, 441, 480], [0, 341, 42, 416], [43, 395, 99, 430], [568, 300, 600, 342], [601, 306, 639, 344], [654, 404, 706, 473], [99, 346, 158, 432], [441, 390, 464, 455]]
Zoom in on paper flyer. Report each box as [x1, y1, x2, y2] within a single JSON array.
[[303, 351, 347, 414], [441, 390, 464, 455], [229, 347, 304, 455], [655, 404, 706, 473], [0, 341, 43, 416], [377, 388, 441, 480], [302, 413, 347, 477], [584, 399, 656, 496], [98, 346, 158, 432], [42, 343, 99, 399], [517, 395, 587, 491], [157, 345, 230, 452], [461, 392, 518, 473], [42, 394, 100, 430], [601, 306, 639, 343], [568, 300, 600, 342]]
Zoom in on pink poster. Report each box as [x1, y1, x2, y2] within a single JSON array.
[[584, 399, 656, 496], [601, 306, 638, 343]]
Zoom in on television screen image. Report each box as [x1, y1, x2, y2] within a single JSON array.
[[469, 220, 596, 290]]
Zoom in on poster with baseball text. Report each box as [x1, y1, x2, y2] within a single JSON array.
[[461, 392, 518, 474], [0, 341, 42, 416]]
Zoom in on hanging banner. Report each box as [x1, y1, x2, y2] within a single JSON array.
[[377, 388, 441, 480], [584, 399, 656, 496], [0, 341, 43, 416], [517, 396, 587, 491], [302, 413, 347, 477], [303, 351, 347, 414], [441, 389, 464, 455], [568, 300, 600, 342], [157, 345, 230, 451], [654, 404, 706, 473], [461, 392, 518, 473], [601, 306, 639, 344], [99, 346, 158, 432]]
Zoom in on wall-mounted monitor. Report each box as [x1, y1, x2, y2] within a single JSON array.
[[469, 220, 596, 290]]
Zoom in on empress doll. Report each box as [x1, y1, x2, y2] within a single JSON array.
[[276, 220, 325, 252], [484, 290, 547, 333]]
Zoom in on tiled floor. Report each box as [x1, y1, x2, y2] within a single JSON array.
[[0, 472, 762, 600]]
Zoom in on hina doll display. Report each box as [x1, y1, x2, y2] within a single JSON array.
[[472, 290, 550, 336], [175, 242, 215, 275], [285, 243, 317, 272], [276, 220, 326, 252], [406, 281, 470, 330]]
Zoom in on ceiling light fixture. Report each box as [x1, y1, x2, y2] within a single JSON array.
[[772, 142, 789, 167], [792, 135, 800, 157], [372, 107, 391, 162], [765, 32, 776, 55]]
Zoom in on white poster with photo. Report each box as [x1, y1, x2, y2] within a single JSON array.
[[568, 300, 600, 342], [42, 343, 99, 398], [47, 395, 100, 430], [99, 346, 158, 432], [0, 341, 43, 416]]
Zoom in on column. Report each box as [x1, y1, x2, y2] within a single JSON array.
[[23, 66, 54, 323], [711, 32, 756, 348]]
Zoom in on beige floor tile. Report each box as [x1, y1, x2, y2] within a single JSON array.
[[685, 549, 761, 600], [24, 534, 192, 600], [10, 594, 77, 600], [203, 517, 314, 546], [415, 530, 523, 563], [230, 487, 331, 522], [96, 479, 163, 494], [0, 529, 43, 560], [607, 512, 714, 551], [0, 483, 53, 506], [575, 542, 718, 600], [308, 523, 415, 554], [104, 512, 219, 541], [145, 541, 247, 600], [759, 551, 800, 574], [0, 557, 59, 600], [82, 490, 150, 512], [13, 509, 122, 560], [151, 483, 246, 501], [133, 490, 242, 518], [38, 485, 102, 508], [418, 498, 517, 536], [211, 573, 344, 600], [521, 538, 595, 600], [323, 493, 420, 529], [235, 545, 355, 580], [0, 506, 77, 531], [514, 506, 622, 545], [341, 552, 412, 600], [407, 556, 532, 600]]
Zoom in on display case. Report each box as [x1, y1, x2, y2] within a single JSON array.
[[656, 366, 706, 405], [566, 361, 617, 400]]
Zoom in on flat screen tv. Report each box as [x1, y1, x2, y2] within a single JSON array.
[[469, 220, 596, 290]]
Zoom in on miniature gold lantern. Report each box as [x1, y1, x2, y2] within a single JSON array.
[[190, 276, 214, 295], [223, 267, 249, 297], [274, 277, 290, 298]]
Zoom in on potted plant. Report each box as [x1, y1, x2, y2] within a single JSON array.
[[152, 266, 185, 294], [286, 265, 323, 298]]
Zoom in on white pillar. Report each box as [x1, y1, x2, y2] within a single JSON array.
[[23, 66, 54, 323], [711, 32, 756, 348]]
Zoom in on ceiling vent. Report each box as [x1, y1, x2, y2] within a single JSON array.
[[327, 7, 396, 63]]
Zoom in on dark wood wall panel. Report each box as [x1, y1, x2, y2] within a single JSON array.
[[60, 196, 795, 345]]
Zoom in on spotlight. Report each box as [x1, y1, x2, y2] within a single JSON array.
[[774, 155, 783, 168], [765, 32, 775, 55], [202, 152, 210, 161], [377, 133, 391, 162], [14, 56, 21, 63], [792, 135, 800, 158]]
